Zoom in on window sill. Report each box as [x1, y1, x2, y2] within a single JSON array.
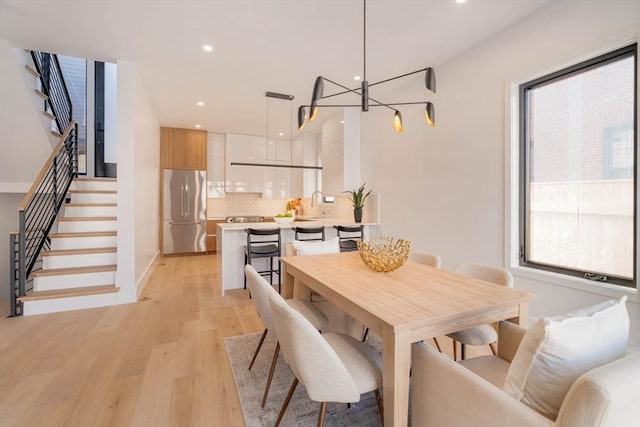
[[510, 265, 639, 304]]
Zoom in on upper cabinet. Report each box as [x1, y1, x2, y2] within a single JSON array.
[[161, 127, 207, 170], [207, 133, 226, 198], [321, 108, 360, 196]]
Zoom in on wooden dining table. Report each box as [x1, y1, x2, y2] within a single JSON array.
[[280, 251, 535, 427]]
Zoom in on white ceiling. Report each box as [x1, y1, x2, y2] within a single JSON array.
[[0, 0, 552, 139]]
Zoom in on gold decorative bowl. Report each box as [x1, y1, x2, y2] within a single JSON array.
[[357, 237, 412, 272]]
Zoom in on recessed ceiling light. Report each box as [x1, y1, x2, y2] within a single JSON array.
[[278, 132, 284, 136], [195, 124, 201, 128], [455, 0, 467, 3], [340, 120, 344, 124], [353, 75, 362, 81], [202, 45, 213, 52], [197, 101, 204, 106]]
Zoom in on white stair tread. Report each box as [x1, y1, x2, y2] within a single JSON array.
[[50, 231, 117, 238], [65, 203, 116, 207], [68, 190, 117, 194], [19, 285, 118, 302], [41, 247, 117, 257], [74, 178, 117, 182], [31, 264, 116, 277], [57, 217, 117, 222]]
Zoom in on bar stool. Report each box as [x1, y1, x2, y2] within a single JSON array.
[[244, 228, 282, 293], [293, 226, 325, 242], [333, 225, 364, 252]]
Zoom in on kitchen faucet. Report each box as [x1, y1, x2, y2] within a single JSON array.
[[310, 190, 325, 217]]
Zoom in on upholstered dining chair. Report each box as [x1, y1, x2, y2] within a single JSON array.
[[409, 250, 442, 269], [284, 242, 365, 340], [447, 262, 514, 360], [244, 265, 328, 408], [407, 251, 444, 351], [268, 290, 384, 427]]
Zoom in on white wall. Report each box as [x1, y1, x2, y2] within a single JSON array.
[[116, 60, 160, 303], [361, 1, 640, 349], [0, 39, 52, 191], [0, 193, 25, 302]]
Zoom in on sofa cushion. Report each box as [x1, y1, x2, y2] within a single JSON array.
[[293, 237, 340, 256], [503, 296, 629, 420]]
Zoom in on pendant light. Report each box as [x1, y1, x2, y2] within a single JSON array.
[[297, 0, 437, 133]]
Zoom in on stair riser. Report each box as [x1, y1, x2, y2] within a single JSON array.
[[51, 235, 117, 250], [57, 221, 117, 233], [23, 292, 119, 316], [34, 271, 115, 291], [68, 193, 117, 204], [43, 252, 117, 269], [71, 181, 117, 192], [64, 206, 118, 217]]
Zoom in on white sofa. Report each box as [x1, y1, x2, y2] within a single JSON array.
[[411, 321, 640, 426]]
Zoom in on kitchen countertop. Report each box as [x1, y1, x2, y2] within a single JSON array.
[[217, 218, 378, 231]]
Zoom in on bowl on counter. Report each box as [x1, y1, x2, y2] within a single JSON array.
[[273, 215, 295, 224]]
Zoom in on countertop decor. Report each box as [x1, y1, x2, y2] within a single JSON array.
[[358, 236, 411, 272], [345, 183, 372, 223]]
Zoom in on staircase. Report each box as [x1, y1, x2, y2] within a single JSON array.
[[19, 178, 119, 316]]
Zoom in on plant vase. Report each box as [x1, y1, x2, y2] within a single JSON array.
[[353, 207, 363, 223]]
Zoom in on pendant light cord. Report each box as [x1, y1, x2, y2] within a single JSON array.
[[363, 0, 367, 82]]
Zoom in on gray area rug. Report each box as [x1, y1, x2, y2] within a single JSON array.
[[225, 331, 384, 427]]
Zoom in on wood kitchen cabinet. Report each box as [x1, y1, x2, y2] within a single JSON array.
[[161, 127, 207, 170], [206, 219, 225, 253]]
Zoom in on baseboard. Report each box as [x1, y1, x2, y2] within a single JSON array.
[[136, 250, 159, 298]]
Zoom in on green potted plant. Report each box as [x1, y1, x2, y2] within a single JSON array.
[[344, 183, 372, 223]]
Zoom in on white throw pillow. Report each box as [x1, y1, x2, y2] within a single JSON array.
[[292, 237, 340, 256], [503, 296, 629, 420]]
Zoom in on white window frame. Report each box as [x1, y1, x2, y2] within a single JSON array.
[[505, 39, 640, 303]]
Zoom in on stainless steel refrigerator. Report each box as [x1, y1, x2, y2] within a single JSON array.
[[163, 169, 206, 254]]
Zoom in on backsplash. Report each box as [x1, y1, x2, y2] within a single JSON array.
[[207, 193, 379, 223]]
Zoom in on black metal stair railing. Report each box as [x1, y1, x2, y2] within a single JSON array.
[[8, 121, 77, 317], [30, 51, 72, 134]]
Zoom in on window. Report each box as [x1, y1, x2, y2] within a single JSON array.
[[519, 44, 637, 288]]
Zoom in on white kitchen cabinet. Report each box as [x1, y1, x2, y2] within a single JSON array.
[[321, 108, 360, 196], [207, 133, 226, 198]]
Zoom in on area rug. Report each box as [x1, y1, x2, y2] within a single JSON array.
[[225, 331, 384, 427]]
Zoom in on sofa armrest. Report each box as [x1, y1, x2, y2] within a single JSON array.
[[411, 342, 552, 427], [497, 320, 527, 362]]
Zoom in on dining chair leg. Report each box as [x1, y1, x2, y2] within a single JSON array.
[[489, 342, 497, 356], [275, 377, 299, 427], [432, 337, 442, 352], [261, 341, 280, 408], [317, 401, 327, 427], [461, 343, 466, 360], [374, 388, 384, 421], [248, 328, 268, 371], [452, 340, 457, 361]]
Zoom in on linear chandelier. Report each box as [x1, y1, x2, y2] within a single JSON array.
[[297, 0, 436, 133]]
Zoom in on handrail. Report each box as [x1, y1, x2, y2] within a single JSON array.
[[19, 122, 76, 211], [9, 120, 77, 316], [30, 51, 72, 134]]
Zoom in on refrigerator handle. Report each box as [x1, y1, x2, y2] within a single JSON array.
[[180, 185, 185, 216], [186, 186, 190, 216]]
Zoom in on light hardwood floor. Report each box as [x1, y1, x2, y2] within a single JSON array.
[[0, 254, 489, 427]]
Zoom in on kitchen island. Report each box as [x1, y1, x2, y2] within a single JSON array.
[[217, 219, 380, 295]]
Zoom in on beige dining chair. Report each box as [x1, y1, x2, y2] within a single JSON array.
[[408, 251, 444, 351], [285, 242, 365, 340], [409, 250, 443, 269], [447, 262, 514, 360], [245, 265, 328, 408], [268, 290, 384, 427]]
